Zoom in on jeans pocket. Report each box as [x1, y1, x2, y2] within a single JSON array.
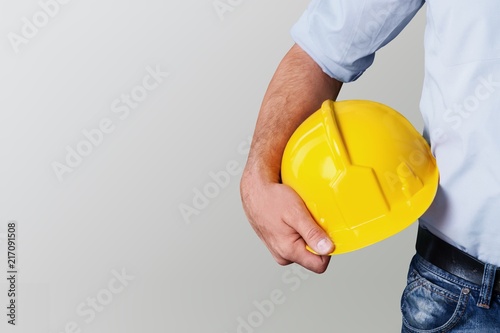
[[401, 270, 470, 333]]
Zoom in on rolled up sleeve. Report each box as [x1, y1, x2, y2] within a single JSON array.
[[291, 0, 425, 82]]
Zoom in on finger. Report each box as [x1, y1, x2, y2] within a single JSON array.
[[253, 224, 294, 267], [288, 237, 331, 273], [272, 253, 293, 267], [284, 198, 335, 255]]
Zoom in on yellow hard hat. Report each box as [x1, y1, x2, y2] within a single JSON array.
[[281, 100, 439, 255]]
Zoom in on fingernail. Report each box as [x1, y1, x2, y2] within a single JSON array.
[[316, 238, 333, 254]]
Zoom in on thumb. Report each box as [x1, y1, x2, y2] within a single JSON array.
[[289, 200, 335, 255], [302, 225, 335, 255]]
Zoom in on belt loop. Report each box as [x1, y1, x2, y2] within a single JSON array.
[[477, 263, 498, 309]]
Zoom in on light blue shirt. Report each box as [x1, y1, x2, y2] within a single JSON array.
[[292, 0, 500, 265]]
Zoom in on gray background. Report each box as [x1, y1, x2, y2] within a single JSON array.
[[0, 1, 425, 332]]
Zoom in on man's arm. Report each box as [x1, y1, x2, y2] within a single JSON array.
[[240, 44, 342, 273]]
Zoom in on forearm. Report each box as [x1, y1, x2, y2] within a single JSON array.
[[240, 44, 340, 268], [244, 44, 342, 183]]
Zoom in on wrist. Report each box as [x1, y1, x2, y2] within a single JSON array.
[[242, 161, 281, 186]]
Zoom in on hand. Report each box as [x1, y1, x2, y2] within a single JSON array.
[[240, 174, 334, 273], [239, 44, 341, 273]]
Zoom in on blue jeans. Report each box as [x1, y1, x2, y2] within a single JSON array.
[[401, 254, 500, 332]]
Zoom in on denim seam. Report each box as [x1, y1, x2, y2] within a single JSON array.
[[402, 289, 470, 333], [406, 275, 460, 303], [441, 291, 470, 333], [410, 266, 465, 301], [477, 264, 497, 308], [415, 255, 480, 292]]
